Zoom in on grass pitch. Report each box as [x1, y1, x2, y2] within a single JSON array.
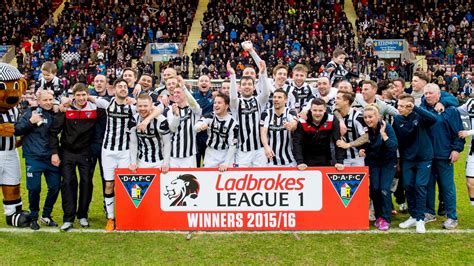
[[0, 149, 473, 264]]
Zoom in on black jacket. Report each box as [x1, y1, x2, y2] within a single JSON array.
[[15, 107, 55, 160], [292, 112, 345, 166], [49, 101, 97, 154]]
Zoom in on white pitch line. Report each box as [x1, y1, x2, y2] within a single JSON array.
[[0, 228, 473, 234]]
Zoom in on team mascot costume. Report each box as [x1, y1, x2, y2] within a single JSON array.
[[0, 62, 30, 227]]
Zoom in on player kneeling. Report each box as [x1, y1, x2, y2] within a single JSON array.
[[195, 93, 238, 172]]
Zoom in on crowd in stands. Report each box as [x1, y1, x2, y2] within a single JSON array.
[[355, 0, 473, 88], [0, 0, 57, 47], [192, 0, 356, 79], [12, 0, 197, 92]]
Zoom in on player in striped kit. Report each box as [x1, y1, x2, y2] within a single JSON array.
[[457, 98, 474, 207], [228, 59, 270, 167], [269, 65, 295, 110], [243, 41, 294, 111], [138, 73, 160, 103], [261, 89, 298, 167], [334, 91, 366, 166], [165, 83, 202, 168], [262, 64, 294, 111], [129, 94, 171, 173], [312, 76, 338, 112], [287, 64, 314, 113], [89, 78, 162, 231], [379, 80, 398, 125], [194, 93, 238, 171], [156, 68, 178, 98]]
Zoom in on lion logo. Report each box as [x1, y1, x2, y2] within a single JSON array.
[[164, 174, 200, 206]]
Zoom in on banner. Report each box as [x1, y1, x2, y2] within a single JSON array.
[[149, 43, 180, 55], [373, 39, 404, 52], [61, 52, 81, 63], [115, 167, 369, 231]]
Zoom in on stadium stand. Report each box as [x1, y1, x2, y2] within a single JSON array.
[[355, 0, 473, 89], [192, 0, 356, 79], [11, 0, 197, 89]]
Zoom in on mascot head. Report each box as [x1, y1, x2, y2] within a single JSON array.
[[0, 63, 27, 112], [164, 174, 200, 207]]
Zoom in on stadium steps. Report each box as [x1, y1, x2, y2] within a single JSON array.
[[52, 0, 68, 23], [184, 0, 209, 75], [344, 0, 358, 43], [8, 57, 18, 68], [416, 55, 428, 72]]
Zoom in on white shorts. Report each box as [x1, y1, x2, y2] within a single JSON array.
[[138, 160, 163, 169], [235, 148, 267, 167], [0, 150, 20, 185], [343, 157, 365, 166], [466, 155, 474, 177], [170, 156, 196, 168], [102, 149, 130, 181], [203, 148, 229, 167]]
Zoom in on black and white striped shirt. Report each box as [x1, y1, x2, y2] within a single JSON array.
[[133, 114, 170, 163], [383, 99, 398, 125], [312, 87, 338, 113], [288, 82, 314, 113], [458, 98, 474, 155], [0, 108, 19, 151], [155, 85, 168, 97], [166, 105, 200, 158], [197, 113, 239, 150], [36, 76, 66, 104], [230, 73, 270, 153], [265, 81, 295, 110], [342, 108, 365, 160], [235, 97, 264, 152], [325, 60, 349, 86], [96, 98, 136, 151], [261, 107, 297, 165]]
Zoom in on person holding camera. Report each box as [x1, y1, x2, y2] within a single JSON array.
[[15, 91, 60, 230]]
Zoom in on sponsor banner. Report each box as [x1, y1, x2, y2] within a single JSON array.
[[115, 167, 369, 231], [373, 39, 404, 52], [149, 43, 180, 55], [161, 170, 322, 211]]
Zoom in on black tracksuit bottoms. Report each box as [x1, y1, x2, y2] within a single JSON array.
[[60, 149, 93, 223]]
